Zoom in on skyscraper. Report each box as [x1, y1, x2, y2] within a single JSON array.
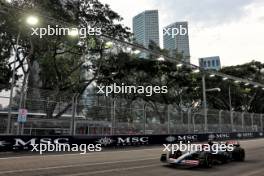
[[133, 10, 160, 48], [163, 22, 190, 63]]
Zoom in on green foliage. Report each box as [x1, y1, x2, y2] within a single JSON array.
[[206, 61, 264, 113], [0, 0, 131, 117]]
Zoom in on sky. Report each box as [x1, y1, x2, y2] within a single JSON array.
[[100, 0, 264, 66]]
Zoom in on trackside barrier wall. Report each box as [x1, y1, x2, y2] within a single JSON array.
[[0, 131, 263, 152]]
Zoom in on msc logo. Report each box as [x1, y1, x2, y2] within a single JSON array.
[[117, 137, 149, 145], [13, 138, 69, 147], [208, 133, 230, 140], [177, 135, 197, 141]]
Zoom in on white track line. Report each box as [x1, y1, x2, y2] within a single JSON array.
[[0, 147, 161, 160], [0, 157, 158, 174], [64, 163, 162, 176]]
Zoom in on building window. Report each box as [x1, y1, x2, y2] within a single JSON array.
[[216, 60, 220, 66], [212, 60, 215, 67], [207, 60, 211, 67], [203, 61, 207, 67]]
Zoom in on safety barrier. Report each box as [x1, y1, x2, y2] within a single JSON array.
[[0, 131, 263, 152]]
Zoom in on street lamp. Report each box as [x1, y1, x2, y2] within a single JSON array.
[[244, 83, 250, 86], [26, 16, 39, 26], [206, 88, 221, 92], [176, 63, 183, 67], [68, 28, 79, 37], [104, 41, 114, 49], [6, 15, 39, 134], [133, 50, 141, 54], [193, 69, 200, 73], [157, 56, 165, 61], [209, 74, 215, 78]]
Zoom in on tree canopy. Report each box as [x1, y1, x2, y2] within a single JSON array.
[[0, 0, 263, 119]]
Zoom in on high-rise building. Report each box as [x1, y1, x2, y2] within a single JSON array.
[[163, 22, 190, 63], [199, 56, 221, 71], [133, 10, 160, 49]]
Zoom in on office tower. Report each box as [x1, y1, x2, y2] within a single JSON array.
[[199, 56, 221, 71], [133, 10, 160, 50], [163, 22, 190, 63]]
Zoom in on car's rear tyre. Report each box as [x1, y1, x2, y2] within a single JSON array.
[[200, 152, 213, 168], [237, 149, 245, 161], [160, 154, 167, 162], [233, 148, 245, 161]]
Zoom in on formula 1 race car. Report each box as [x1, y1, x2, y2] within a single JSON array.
[[160, 140, 245, 168], [160, 150, 213, 168]]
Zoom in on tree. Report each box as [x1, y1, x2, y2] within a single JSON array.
[[95, 49, 202, 123], [0, 59, 12, 90], [0, 0, 131, 118], [206, 61, 264, 113]]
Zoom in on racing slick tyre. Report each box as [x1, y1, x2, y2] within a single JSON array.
[[219, 152, 232, 164], [160, 154, 167, 162], [199, 152, 213, 168], [233, 148, 245, 161]]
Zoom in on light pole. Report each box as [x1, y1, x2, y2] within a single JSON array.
[[70, 93, 79, 136], [202, 74, 221, 132], [223, 78, 234, 131], [6, 15, 39, 134], [202, 75, 207, 132], [6, 32, 20, 134], [228, 85, 234, 131]]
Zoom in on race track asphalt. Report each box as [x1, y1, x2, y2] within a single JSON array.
[[0, 139, 263, 176]]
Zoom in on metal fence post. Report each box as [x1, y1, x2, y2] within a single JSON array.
[[230, 111, 234, 132], [204, 108, 208, 133], [113, 99, 116, 134], [110, 98, 116, 135], [192, 113, 196, 133], [241, 112, 245, 132], [167, 105, 170, 134], [187, 108, 191, 133], [219, 110, 223, 133], [143, 103, 147, 135], [70, 94, 78, 136], [261, 114, 263, 132], [251, 113, 254, 132]]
